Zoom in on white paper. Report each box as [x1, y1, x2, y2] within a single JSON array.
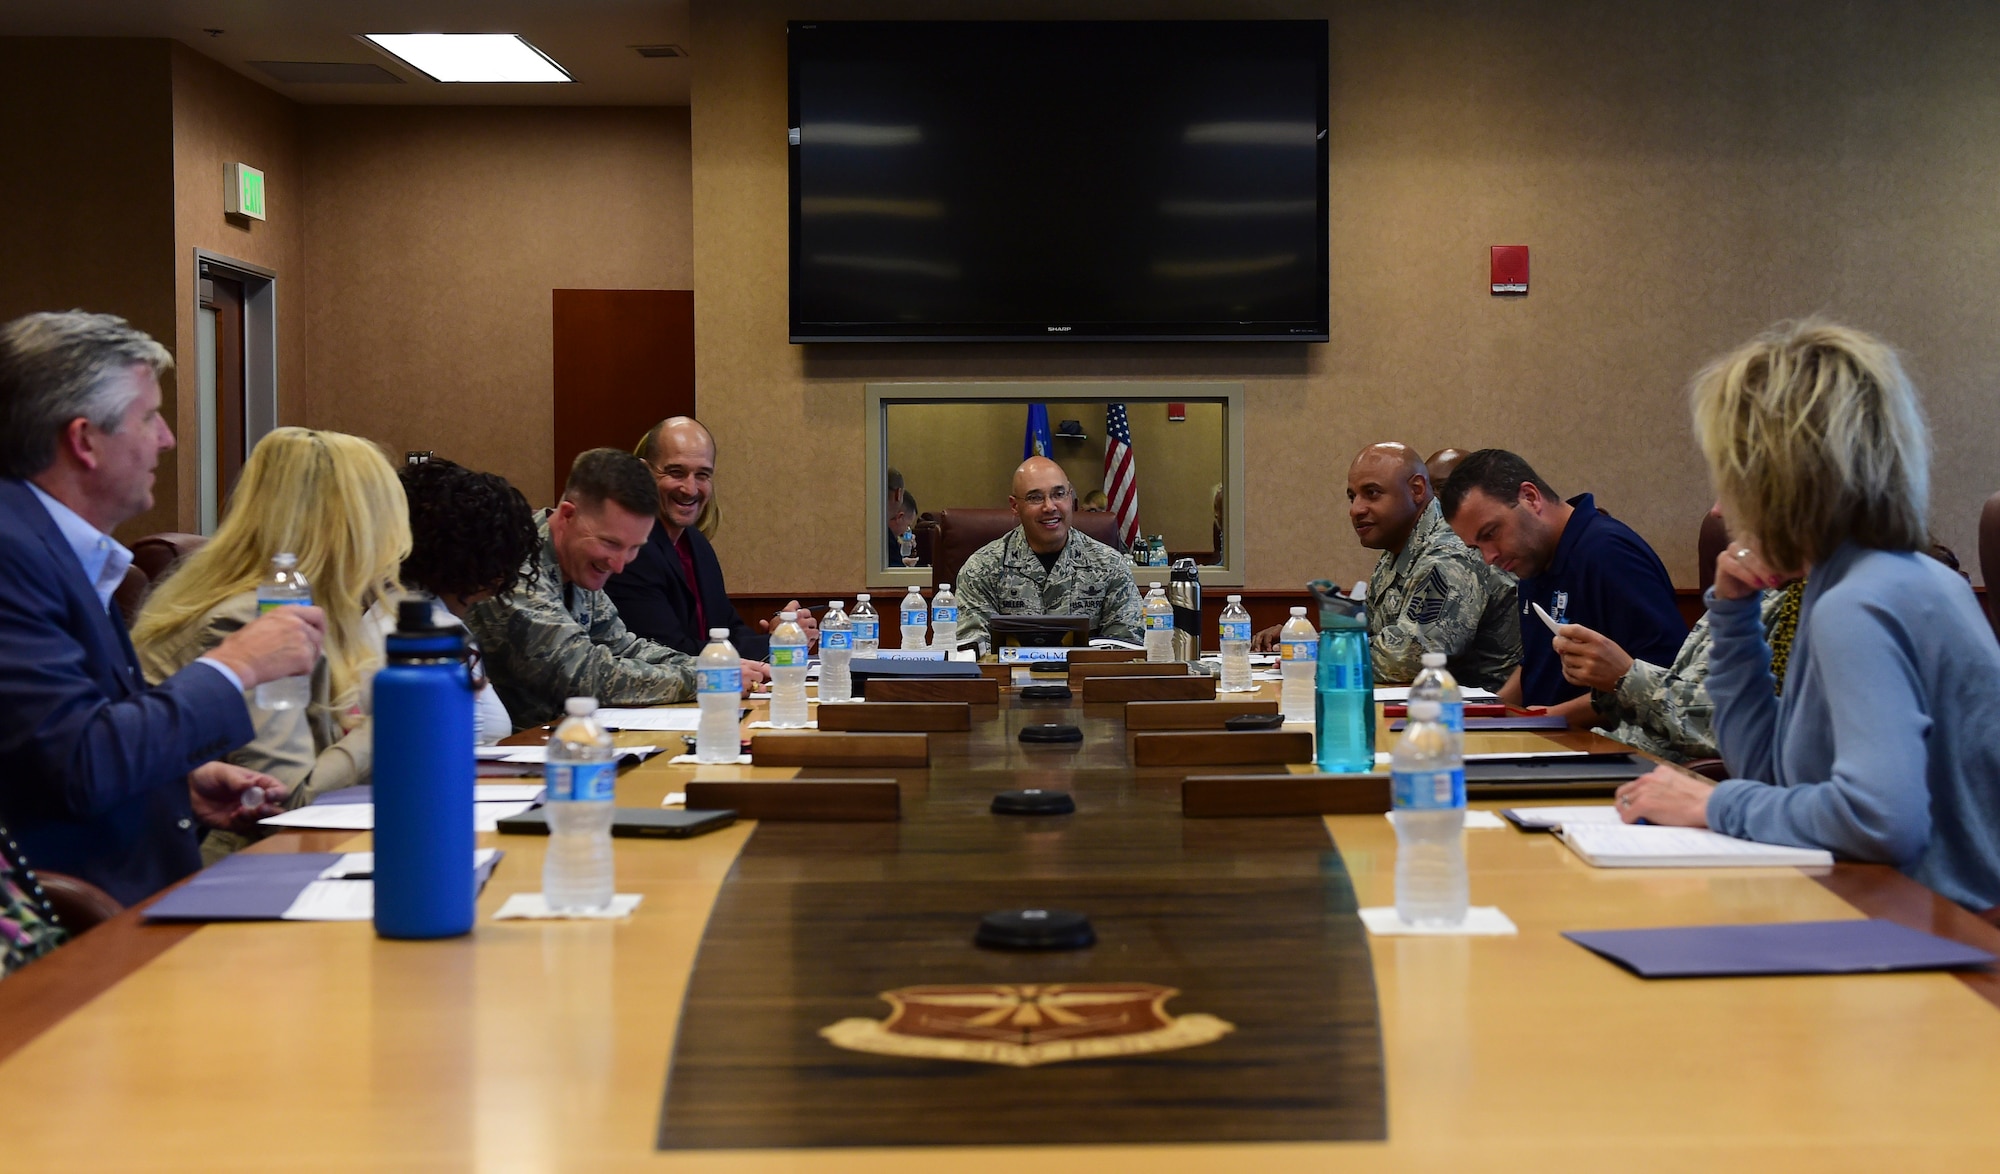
[[474, 746, 520, 760], [1384, 810, 1507, 829], [280, 880, 375, 921], [492, 892, 643, 920], [1359, 906, 1517, 936], [1374, 685, 1500, 701], [1557, 823, 1835, 868], [1463, 750, 1588, 762], [1500, 805, 1623, 830], [318, 848, 500, 880], [496, 744, 659, 765], [594, 707, 705, 732], [261, 802, 536, 832], [662, 791, 687, 807], [747, 720, 817, 729], [474, 784, 545, 802], [667, 753, 753, 765]]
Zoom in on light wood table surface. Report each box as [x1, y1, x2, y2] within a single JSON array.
[[4, 685, 1999, 1171]]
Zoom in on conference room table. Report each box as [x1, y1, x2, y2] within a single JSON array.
[[4, 675, 2000, 1171]]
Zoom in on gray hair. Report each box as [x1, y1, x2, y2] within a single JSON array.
[[0, 311, 173, 478]]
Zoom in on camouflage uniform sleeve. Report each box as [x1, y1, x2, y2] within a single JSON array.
[[467, 588, 693, 728], [953, 546, 1002, 651], [1096, 565, 1143, 644], [1370, 555, 1488, 685], [1591, 616, 1719, 762], [583, 598, 698, 704]]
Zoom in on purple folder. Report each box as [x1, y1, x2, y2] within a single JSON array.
[[144, 850, 504, 922], [1390, 714, 1569, 732], [1563, 919, 1996, 979]]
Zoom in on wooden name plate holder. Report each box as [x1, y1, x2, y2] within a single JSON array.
[[684, 779, 901, 821], [864, 677, 1001, 705], [816, 702, 971, 732], [1125, 699, 1280, 730], [749, 732, 930, 767], [1132, 730, 1315, 768], [1067, 660, 1188, 687], [1181, 774, 1392, 817], [1083, 675, 1218, 703], [1065, 647, 1143, 664]]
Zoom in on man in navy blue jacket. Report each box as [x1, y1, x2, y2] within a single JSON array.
[[1441, 449, 1687, 727], [0, 312, 324, 904], [607, 417, 805, 675]]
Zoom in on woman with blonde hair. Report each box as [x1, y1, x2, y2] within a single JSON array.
[[134, 428, 409, 858], [1616, 320, 2000, 914]]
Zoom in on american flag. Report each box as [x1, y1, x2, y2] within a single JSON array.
[[1103, 403, 1140, 549]]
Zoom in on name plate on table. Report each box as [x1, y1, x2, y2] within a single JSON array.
[[749, 731, 930, 767], [871, 649, 948, 661], [817, 702, 971, 732], [1082, 674, 1217, 703], [684, 779, 900, 822], [998, 645, 1070, 663], [1182, 774, 1392, 817], [864, 676, 1001, 705], [1133, 730, 1314, 768], [1126, 700, 1280, 730]]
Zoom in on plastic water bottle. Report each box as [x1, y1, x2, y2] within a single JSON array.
[[254, 552, 312, 710], [931, 583, 959, 653], [544, 697, 616, 913], [1315, 580, 1375, 772], [820, 601, 854, 702], [899, 586, 928, 650], [1391, 698, 1467, 927], [373, 597, 475, 939], [852, 593, 880, 657], [696, 629, 741, 764], [1142, 583, 1173, 662], [1218, 595, 1253, 692], [768, 611, 810, 728], [1411, 651, 1464, 758], [1278, 606, 1317, 723]]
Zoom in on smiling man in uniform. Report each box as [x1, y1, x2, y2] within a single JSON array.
[[953, 455, 1142, 651]]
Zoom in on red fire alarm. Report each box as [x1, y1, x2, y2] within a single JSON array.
[[1167, 402, 1186, 421], [1490, 245, 1529, 295]]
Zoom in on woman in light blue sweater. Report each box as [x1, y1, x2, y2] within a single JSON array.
[[1616, 320, 2000, 913]]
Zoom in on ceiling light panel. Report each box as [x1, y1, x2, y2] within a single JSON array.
[[362, 34, 572, 83]]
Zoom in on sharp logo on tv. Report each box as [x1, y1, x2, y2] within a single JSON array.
[[788, 20, 1330, 343]]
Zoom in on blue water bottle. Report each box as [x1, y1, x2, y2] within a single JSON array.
[[1312, 579, 1375, 772], [373, 597, 476, 939]]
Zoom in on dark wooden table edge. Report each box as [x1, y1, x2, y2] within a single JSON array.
[[0, 830, 359, 1064], [1813, 863, 2000, 1010]]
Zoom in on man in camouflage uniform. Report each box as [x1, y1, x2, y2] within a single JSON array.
[[467, 449, 700, 729], [1257, 443, 1519, 689], [954, 456, 1143, 651], [1561, 584, 1799, 763]]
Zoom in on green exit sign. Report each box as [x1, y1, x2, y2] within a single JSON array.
[[226, 162, 266, 221]]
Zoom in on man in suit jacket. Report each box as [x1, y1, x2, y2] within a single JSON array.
[[605, 417, 806, 671], [0, 311, 323, 905]]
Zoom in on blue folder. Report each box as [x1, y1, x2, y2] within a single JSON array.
[[1563, 918, 1996, 979], [144, 850, 503, 921]]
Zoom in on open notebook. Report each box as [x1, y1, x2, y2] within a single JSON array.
[[1557, 822, 1834, 868]]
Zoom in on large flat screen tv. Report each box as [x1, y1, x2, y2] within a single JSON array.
[[789, 21, 1329, 343]]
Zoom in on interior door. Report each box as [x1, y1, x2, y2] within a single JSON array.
[[550, 289, 696, 503], [200, 274, 247, 504]]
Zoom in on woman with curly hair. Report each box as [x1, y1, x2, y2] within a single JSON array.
[[134, 428, 408, 859], [397, 456, 538, 742]]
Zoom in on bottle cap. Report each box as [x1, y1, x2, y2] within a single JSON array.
[[1227, 594, 1242, 602], [709, 627, 729, 638], [1408, 699, 1441, 721], [565, 697, 598, 716], [1422, 651, 1446, 667], [1149, 581, 1162, 590], [780, 610, 797, 621], [828, 600, 844, 610], [856, 593, 870, 601], [1290, 606, 1306, 616], [273, 551, 298, 567], [938, 582, 951, 592]]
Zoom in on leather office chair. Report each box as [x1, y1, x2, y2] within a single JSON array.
[[1982, 490, 2000, 640], [1697, 511, 1730, 594], [130, 532, 207, 585], [36, 871, 124, 934], [930, 508, 1128, 591], [112, 562, 151, 624]]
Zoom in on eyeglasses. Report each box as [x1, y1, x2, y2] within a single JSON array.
[[1020, 487, 1071, 506]]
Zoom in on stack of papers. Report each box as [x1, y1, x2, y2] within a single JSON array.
[[1374, 685, 1501, 702], [1500, 805, 1623, 831], [1557, 822, 1835, 868], [261, 799, 539, 833], [594, 708, 704, 732]]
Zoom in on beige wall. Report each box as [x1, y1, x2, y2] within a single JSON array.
[[693, 0, 2000, 592], [884, 401, 1225, 551], [0, 39, 178, 541], [297, 105, 694, 507], [169, 44, 305, 523]]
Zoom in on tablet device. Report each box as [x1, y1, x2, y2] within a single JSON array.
[[494, 807, 737, 838]]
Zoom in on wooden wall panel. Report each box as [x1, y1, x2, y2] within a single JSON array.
[[551, 289, 695, 501]]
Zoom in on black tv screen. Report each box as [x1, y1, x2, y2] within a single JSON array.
[[789, 21, 1330, 342]]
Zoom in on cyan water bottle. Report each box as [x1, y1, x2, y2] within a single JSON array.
[[254, 552, 313, 711], [1313, 580, 1375, 772], [373, 597, 476, 940]]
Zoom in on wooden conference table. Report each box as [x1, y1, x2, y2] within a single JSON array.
[[4, 679, 2000, 1171]]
